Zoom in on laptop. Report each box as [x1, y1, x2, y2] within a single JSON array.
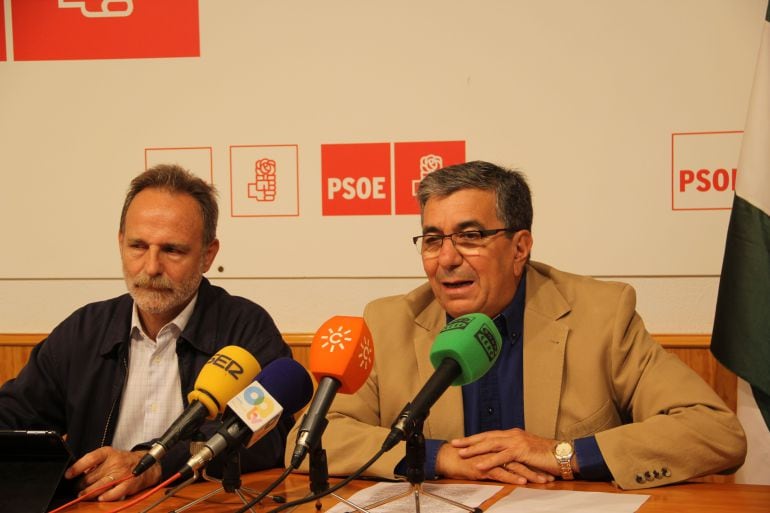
[[0, 430, 76, 513]]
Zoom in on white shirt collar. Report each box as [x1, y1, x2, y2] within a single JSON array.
[[130, 292, 199, 342]]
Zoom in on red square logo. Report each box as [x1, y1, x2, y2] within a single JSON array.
[[11, 0, 199, 61], [321, 143, 391, 216], [393, 141, 465, 215]]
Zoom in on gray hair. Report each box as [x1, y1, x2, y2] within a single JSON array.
[[119, 164, 219, 246], [417, 160, 533, 231]]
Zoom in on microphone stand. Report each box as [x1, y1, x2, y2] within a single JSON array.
[[301, 440, 367, 513], [169, 447, 285, 513], [357, 416, 482, 513]]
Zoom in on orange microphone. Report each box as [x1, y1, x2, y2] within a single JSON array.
[[290, 316, 374, 468]]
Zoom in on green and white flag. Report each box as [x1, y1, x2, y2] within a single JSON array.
[[711, 1, 770, 484]]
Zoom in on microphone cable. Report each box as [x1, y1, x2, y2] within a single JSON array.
[[228, 465, 294, 513], [106, 472, 183, 513], [235, 446, 387, 513], [48, 473, 135, 513]]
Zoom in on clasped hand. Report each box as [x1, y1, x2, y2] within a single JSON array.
[[435, 428, 559, 485]]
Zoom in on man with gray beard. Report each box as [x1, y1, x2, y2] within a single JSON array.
[[0, 165, 292, 501]]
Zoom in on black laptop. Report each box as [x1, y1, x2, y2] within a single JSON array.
[[0, 430, 76, 513]]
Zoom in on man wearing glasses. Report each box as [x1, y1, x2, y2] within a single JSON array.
[[288, 160, 746, 489]]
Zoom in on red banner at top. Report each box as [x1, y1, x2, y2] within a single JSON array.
[[11, 0, 199, 61]]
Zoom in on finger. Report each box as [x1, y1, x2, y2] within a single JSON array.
[[98, 480, 130, 502], [494, 461, 553, 484], [78, 474, 118, 501], [65, 448, 109, 479], [450, 431, 496, 448], [487, 465, 528, 485], [456, 438, 510, 458]]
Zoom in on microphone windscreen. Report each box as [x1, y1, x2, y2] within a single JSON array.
[[188, 345, 261, 418], [256, 358, 314, 415], [430, 313, 502, 386], [309, 316, 374, 394]]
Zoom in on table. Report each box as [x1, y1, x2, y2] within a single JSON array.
[[66, 469, 770, 513]]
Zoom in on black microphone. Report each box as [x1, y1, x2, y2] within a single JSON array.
[[382, 313, 502, 451]]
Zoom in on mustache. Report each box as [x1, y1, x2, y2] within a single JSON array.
[[133, 273, 173, 290]]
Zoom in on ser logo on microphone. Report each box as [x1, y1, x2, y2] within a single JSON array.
[[207, 352, 245, 379]]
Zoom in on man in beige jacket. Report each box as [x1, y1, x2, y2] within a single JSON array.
[[286, 160, 746, 489]]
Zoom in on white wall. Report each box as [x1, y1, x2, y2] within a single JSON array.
[[1, 0, 763, 334]]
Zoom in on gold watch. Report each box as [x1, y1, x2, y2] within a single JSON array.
[[553, 441, 575, 480]]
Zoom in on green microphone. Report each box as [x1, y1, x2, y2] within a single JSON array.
[[383, 313, 502, 450]]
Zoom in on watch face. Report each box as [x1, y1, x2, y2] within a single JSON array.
[[555, 442, 573, 458]]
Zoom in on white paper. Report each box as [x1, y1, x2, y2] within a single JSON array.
[[324, 481, 503, 513], [484, 487, 650, 513]]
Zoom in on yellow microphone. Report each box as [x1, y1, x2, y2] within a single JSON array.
[[132, 345, 260, 476]]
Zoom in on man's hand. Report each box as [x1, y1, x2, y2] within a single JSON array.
[[442, 428, 561, 484], [64, 447, 162, 501]]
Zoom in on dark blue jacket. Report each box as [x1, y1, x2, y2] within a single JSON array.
[[0, 278, 294, 480]]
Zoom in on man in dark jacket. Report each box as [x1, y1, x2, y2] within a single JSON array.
[[0, 165, 293, 500]]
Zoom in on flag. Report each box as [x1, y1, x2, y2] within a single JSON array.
[[711, 0, 770, 484]]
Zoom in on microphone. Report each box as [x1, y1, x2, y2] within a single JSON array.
[[290, 316, 374, 468], [181, 358, 314, 478], [382, 313, 502, 451], [133, 345, 261, 476]]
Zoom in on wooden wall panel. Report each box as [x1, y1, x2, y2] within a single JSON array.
[[1, 335, 736, 407], [0, 333, 739, 483]]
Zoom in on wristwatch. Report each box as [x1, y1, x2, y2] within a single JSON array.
[[553, 441, 575, 480]]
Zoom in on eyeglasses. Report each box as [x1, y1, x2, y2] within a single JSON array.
[[412, 228, 517, 257]]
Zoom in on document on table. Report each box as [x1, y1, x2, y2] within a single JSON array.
[[324, 482, 503, 513], [485, 487, 650, 513]]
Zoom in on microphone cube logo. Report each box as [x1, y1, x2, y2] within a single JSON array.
[[319, 325, 354, 353], [441, 315, 473, 332], [474, 325, 499, 362], [357, 335, 373, 370], [11, 0, 199, 61], [230, 384, 283, 430]]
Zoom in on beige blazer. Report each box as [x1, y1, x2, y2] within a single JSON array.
[[286, 262, 746, 489]]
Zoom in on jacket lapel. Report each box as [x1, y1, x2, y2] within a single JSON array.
[[523, 265, 571, 438]]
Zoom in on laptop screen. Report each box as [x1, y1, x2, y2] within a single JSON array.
[[0, 430, 75, 513]]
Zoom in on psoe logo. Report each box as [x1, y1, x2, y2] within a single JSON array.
[[412, 154, 444, 196], [248, 158, 277, 202], [58, 0, 133, 18], [11, 0, 200, 61], [671, 131, 741, 211]]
